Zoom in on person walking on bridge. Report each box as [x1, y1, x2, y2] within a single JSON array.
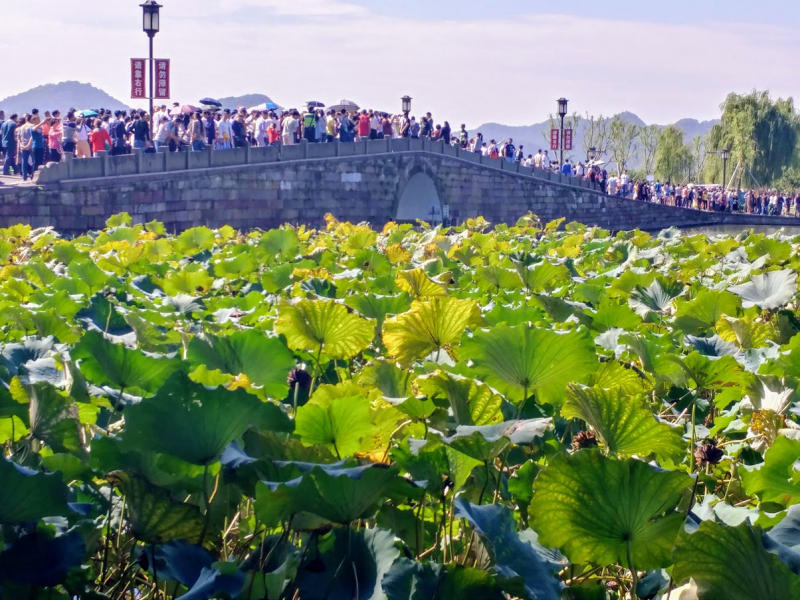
[[2, 114, 18, 175], [303, 108, 318, 143]]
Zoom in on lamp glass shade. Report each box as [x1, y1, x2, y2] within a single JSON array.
[[401, 96, 412, 113], [722, 148, 731, 160], [557, 97, 569, 117]]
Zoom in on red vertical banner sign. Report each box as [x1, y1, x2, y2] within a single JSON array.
[[550, 129, 559, 151], [131, 59, 146, 99], [563, 129, 573, 151], [155, 59, 170, 100]]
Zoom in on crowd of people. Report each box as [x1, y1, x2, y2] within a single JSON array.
[[1, 102, 799, 217]]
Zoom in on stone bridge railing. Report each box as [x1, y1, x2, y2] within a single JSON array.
[[37, 136, 602, 194]]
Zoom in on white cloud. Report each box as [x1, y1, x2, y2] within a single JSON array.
[[1, 1, 799, 128]]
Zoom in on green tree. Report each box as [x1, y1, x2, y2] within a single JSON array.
[[608, 116, 640, 176], [582, 113, 611, 163], [639, 125, 661, 176], [654, 125, 692, 184], [705, 90, 797, 187]]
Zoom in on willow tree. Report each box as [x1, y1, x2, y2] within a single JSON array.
[[654, 125, 692, 184], [705, 90, 797, 186]]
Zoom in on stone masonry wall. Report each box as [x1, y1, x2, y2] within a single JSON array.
[[0, 148, 798, 234]]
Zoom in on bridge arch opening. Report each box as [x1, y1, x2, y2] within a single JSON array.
[[396, 172, 442, 222]]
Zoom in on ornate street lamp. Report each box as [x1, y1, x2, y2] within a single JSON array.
[[588, 146, 597, 162], [140, 1, 162, 137], [722, 147, 731, 193], [401, 96, 412, 118], [557, 98, 569, 167]]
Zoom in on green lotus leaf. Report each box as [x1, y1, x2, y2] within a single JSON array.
[[0, 530, 85, 588], [474, 265, 523, 293], [563, 385, 685, 460], [586, 360, 650, 395], [212, 250, 257, 280], [295, 527, 399, 600], [514, 260, 570, 293], [174, 226, 215, 255], [256, 463, 402, 525], [72, 330, 182, 396], [345, 293, 412, 339], [530, 452, 692, 570], [395, 268, 447, 298], [672, 521, 800, 600], [0, 458, 71, 524], [674, 351, 743, 391], [275, 299, 373, 360], [359, 360, 413, 398], [741, 436, 800, 507], [770, 505, 800, 549], [295, 395, 375, 458], [257, 227, 300, 262], [746, 237, 792, 264], [462, 323, 598, 405], [23, 382, 83, 455], [417, 371, 503, 426], [483, 301, 545, 327], [716, 315, 774, 350], [156, 268, 214, 295], [621, 332, 685, 385], [673, 289, 741, 335], [585, 299, 642, 332], [628, 278, 685, 317], [28, 311, 82, 345], [382, 559, 505, 600], [436, 418, 552, 462], [124, 372, 282, 465], [383, 297, 481, 367], [187, 330, 296, 399], [728, 268, 798, 310], [107, 471, 206, 545], [68, 259, 114, 295], [455, 499, 562, 600]]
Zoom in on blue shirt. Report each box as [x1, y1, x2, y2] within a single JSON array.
[[31, 128, 44, 149], [1, 120, 17, 148], [561, 163, 572, 176]]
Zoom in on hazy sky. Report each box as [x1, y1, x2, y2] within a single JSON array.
[[1, 0, 798, 127]]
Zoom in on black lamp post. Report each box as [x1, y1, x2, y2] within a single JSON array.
[[721, 147, 731, 194], [401, 96, 412, 119], [588, 146, 597, 163], [557, 97, 569, 167], [140, 0, 162, 138]]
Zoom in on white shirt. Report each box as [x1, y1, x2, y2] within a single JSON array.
[[542, 154, 551, 168], [256, 117, 268, 143], [621, 173, 629, 186]]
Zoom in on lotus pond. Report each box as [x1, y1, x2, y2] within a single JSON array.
[[1, 212, 799, 600]]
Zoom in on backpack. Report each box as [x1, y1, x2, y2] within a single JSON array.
[[488, 145, 499, 159]]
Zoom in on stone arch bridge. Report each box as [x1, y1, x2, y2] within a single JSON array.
[[0, 137, 795, 234]]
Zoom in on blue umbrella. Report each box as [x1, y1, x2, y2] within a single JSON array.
[[247, 101, 281, 112], [79, 109, 99, 117], [199, 97, 222, 107]]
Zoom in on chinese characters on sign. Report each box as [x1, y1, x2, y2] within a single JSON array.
[[155, 59, 170, 100], [130, 59, 146, 99], [550, 129, 559, 151], [563, 129, 573, 151], [130, 58, 170, 100]]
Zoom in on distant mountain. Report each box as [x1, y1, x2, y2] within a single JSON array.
[[472, 112, 719, 165], [0, 81, 130, 116], [216, 94, 279, 110]]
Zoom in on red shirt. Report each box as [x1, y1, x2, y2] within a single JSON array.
[[267, 127, 281, 143], [89, 128, 111, 153], [357, 115, 370, 136]]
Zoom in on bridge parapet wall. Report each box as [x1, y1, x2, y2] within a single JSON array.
[[4, 149, 799, 234]]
